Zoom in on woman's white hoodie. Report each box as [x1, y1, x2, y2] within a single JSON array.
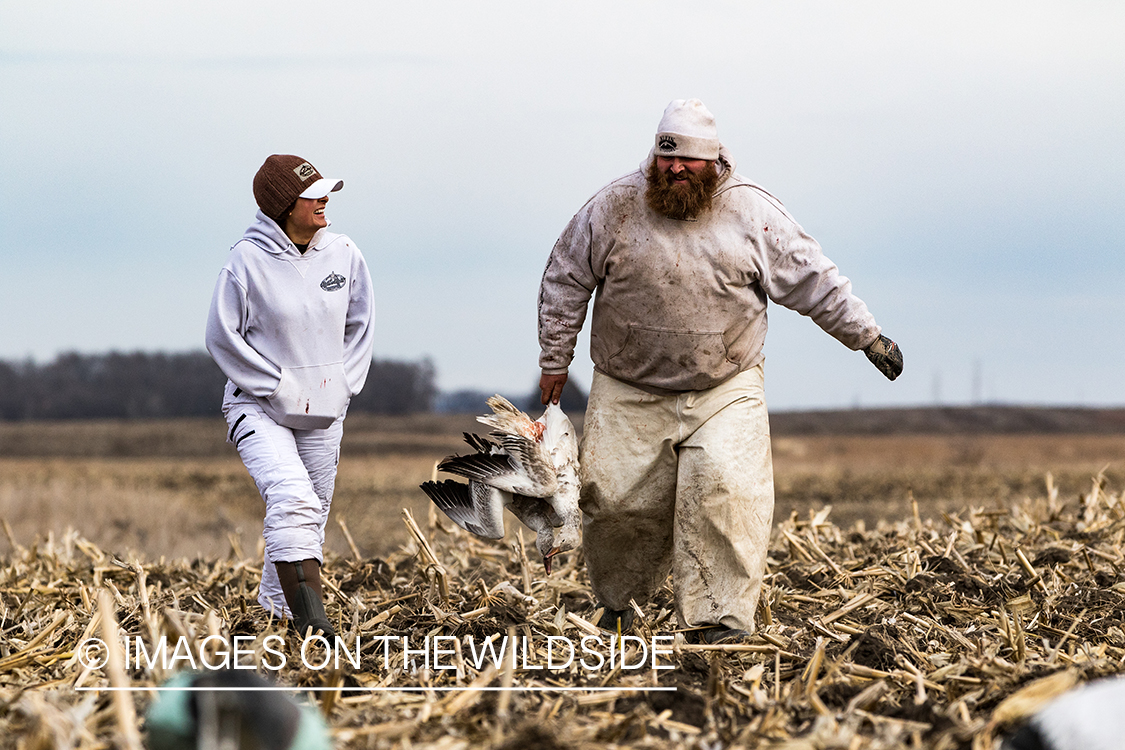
[[206, 211, 375, 429]]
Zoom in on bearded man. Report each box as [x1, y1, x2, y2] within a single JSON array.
[[537, 99, 902, 644]]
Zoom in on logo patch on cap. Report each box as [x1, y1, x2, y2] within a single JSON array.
[[320, 272, 346, 292], [658, 135, 678, 152], [294, 162, 317, 181]]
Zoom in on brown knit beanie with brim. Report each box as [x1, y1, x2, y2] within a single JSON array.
[[252, 154, 342, 225]]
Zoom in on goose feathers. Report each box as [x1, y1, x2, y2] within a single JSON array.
[[422, 478, 508, 540], [420, 395, 580, 572]]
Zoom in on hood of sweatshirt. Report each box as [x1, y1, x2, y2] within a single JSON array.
[[240, 210, 332, 258], [641, 144, 736, 193]]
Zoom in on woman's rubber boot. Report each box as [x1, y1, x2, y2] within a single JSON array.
[[276, 560, 335, 641]]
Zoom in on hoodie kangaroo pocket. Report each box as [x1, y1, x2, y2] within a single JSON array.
[[603, 325, 739, 391], [261, 362, 350, 430]]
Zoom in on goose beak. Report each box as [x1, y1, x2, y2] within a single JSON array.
[[543, 547, 561, 575]]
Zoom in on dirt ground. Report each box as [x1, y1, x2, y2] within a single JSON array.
[[1, 412, 1124, 749]]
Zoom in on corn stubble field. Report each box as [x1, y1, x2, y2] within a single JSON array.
[[1, 412, 1124, 749]]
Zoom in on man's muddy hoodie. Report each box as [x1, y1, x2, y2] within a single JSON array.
[[206, 211, 375, 429], [538, 147, 881, 393]]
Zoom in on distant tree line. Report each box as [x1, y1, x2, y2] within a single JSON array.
[[0, 351, 439, 420], [351, 358, 438, 416]]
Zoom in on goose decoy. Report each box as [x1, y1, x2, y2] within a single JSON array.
[[1003, 675, 1125, 750], [146, 669, 329, 750]]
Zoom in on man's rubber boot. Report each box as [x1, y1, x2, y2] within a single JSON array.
[[596, 605, 634, 633], [686, 625, 750, 645], [277, 560, 335, 641]]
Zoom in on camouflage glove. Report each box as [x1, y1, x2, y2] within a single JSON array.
[[864, 334, 903, 381]]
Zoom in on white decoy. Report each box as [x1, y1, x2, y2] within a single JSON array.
[[420, 395, 580, 573], [1004, 675, 1125, 750]]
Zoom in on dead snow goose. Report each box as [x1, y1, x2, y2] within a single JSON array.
[[420, 395, 580, 572]]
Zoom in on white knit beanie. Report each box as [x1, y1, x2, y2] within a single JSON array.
[[654, 99, 720, 160]]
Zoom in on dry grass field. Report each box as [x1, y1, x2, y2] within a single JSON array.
[[1, 411, 1123, 749], [2, 413, 1123, 563]]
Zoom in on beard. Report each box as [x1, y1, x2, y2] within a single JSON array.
[[644, 160, 720, 220]]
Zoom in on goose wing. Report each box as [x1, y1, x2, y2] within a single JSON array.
[[436, 448, 556, 497], [491, 432, 558, 496], [472, 395, 558, 496], [462, 432, 501, 454], [439, 414, 558, 497], [419, 479, 507, 539]]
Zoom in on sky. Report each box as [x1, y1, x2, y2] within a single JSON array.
[[2, 1, 1122, 410]]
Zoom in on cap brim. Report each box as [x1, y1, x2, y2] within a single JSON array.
[[299, 178, 344, 199]]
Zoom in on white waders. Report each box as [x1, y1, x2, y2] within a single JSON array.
[[222, 383, 344, 618], [580, 364, 774, 633]]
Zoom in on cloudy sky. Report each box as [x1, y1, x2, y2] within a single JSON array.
[[2, 1, 1121, 410]]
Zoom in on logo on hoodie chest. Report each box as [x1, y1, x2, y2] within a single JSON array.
[[320, 272, 347, 292]]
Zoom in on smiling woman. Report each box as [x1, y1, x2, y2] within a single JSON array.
[[204, 154, 376, 641], [285, 195, 331, 246]]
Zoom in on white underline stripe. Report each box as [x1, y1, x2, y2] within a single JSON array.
[[77, 685, 678, 693]]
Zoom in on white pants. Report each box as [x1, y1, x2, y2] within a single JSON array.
[[222, 383, 344, 617], [580, 365, 774, 632]]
